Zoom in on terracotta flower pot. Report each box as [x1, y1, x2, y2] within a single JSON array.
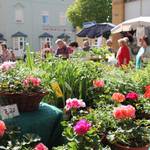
[[114, 143, 150, 150], [0, 92, 48, 112]]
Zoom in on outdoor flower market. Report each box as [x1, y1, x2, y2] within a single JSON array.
[[0, 0, 150, 150], [0, 42, 150, 149]]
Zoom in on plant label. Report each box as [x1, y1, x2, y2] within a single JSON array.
[[0, 104, 19, 120], [51, 81, 63, 97]]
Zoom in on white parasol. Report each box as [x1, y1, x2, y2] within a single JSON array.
[[111, 16, 150, 34]]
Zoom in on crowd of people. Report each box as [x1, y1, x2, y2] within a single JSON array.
[[106, 36, 149, 69], [0, 35, 148, 69], [40, 39, 91, 59]]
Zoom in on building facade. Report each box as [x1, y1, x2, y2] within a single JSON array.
[[0, 0, 74, 57], [112, 0, 150, 49]]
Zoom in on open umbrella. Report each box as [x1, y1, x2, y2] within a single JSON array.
[[77, 23, 115, 38], [111, 16, 150, 34]]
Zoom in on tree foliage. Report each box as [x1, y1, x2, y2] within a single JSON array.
[[67, 0, 112, 27]]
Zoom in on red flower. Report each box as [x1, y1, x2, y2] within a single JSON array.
[[144, 90, 150, 99], [112, 93, 125, 103], [113, 105, 136, 120], [93, 80, 105, 88], [34, 143, 48, 150], [126, 92, 138, 100], [0, 120, 6, 138], [145, 85, 150, 91]]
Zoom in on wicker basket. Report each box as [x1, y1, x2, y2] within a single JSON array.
[[0, 92, 48, 112]]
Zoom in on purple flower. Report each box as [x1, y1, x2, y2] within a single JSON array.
[[73, 119, 91, 136]]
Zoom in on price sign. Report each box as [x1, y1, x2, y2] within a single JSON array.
[[0, 104, 19, 120]]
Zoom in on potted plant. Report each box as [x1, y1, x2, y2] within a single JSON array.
[[0, 120, 42, 150], [0, 62, 48, 112], [107, 105, 150, 150]]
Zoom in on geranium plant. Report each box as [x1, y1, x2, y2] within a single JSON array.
[[107, 105, 150, 148]]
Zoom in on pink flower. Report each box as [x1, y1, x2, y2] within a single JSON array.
[[0, 120, 6, 137], [30, 77, 41, 87], [73, 119, 91, 136], [126, 92, 138, 100], [93, 80, 105, 88], [34, 143, 48, 150], [23, 76, 41, 88], [65, 98, 86, 111], [0, 61, 16, 72], [113, 105, 136, 120]]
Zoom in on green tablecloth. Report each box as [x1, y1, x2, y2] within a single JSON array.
[[5, 103, 63, 148]]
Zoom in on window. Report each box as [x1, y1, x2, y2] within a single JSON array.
[[40, 37, 52, 49], [13, 37, 26, 50], [59, 12, 66, 26], [41, 11, 49, 25], [15, 3, 24, 23]]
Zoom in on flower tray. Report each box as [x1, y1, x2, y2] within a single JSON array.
[[0, 92, 48, 112]]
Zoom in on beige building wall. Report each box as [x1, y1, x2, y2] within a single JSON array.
[[112, 0, 125, 50]]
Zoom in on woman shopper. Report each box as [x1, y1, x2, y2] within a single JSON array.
[[116, 38, 130, 67], [136, 36, 149, 69], [55, 39, 73, 59]]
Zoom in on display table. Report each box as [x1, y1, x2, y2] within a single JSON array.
[[4, 103, 63, 148]]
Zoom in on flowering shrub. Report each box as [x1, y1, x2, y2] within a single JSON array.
[[34, 143, 48, 150], [126, 92, 138, 101], [93, 80, 105, 88], [112, 93, 125, 103], [0, 61, 16, 72], [73, 119, 91, 136], [65, 98, 86, 111], [0, 120, 6, 138], [113, 105, 136, 120]]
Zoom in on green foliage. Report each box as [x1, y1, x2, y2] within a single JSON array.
[[67, 0, 112, 27], [0, 126, 40, 150], [107, 119, 150, 147]]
